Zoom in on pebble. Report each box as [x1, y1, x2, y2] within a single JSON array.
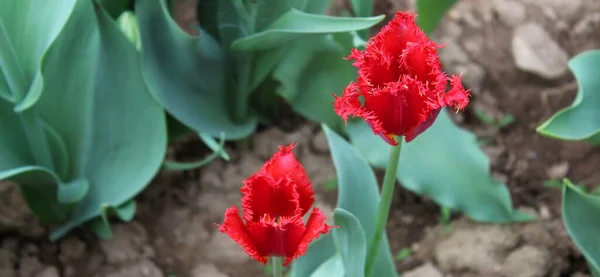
[[403, 262, 443, 277], [512, 22, 568, 79], [502, 246, 551, 277], [493, 0, 526, 26]]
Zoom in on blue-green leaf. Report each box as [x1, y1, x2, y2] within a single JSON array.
[[562, 180, 600, 272], [232, 9, 384, 51], [416, 0, 458, 34], [163, 132, 226, 170], [537, 50, 600, 144], [137, 0, 256, 140], [348, 110, 535, 223], [332, 208, 367, 277], [44, 1, 167, 240], [309, 255, 344, 277], [323, 125, 397, 276], [274, 33, 354, 133]]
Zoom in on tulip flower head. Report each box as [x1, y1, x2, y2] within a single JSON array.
[[218, 144, 334, 266], [333, 11, 471, 145]]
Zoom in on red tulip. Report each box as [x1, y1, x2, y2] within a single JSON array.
[[218, 144, 333, 266], [333, 11, 470, 145]]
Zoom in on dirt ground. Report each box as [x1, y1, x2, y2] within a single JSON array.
[[2, 0, 600, 276]]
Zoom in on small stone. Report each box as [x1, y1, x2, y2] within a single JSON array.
[[191, 263, 229, 277], [501, 246, 550, 277], [404, 263, 443, 277], [99, 222, 149, 264], [103, 260, 162, 277], [204, 233, 249, 264], [311, 130, 329, 153], [454, 63, 486, 90], [34, 267, 59, 277], [18, 256, 44, 277], [59, 237, 86, 262], [573, 13, 600, 36], [0, 249, 16, 277], [462, 35, 484, 57], [444, 20, 463, 38], [0, 182, 45, 237], [547, 162, 569, 179], [512, 22, 568, 79], [435, 225, 519, 272], [493, 0, 526, 26], [439, 41, 470, 65]]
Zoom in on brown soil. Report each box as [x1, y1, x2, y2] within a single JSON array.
[[2, 0, 600, 277]]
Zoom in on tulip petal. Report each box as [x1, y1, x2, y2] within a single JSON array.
[[241, 174, 300, 222], [260, 144, 315, 216], [286, 208, 334, 266], [218, 207, 267, 264]]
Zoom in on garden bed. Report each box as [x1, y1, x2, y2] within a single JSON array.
[[1, 0, 600, 276]]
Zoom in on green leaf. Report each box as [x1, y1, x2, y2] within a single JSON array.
[[163, 132, 227, 170], [232, 9, 384, 51], [323, 125, 397, 277], [291, 235, 336, 277], [0, 0, 76, 98], [537, 50, 600, 143], [309, 255, 344, 277], [274, 33, 355, 132], [0, 166, 66, 223], [114, 200, 136, 221], [562, 180, 600, 272], [254, 0, 293, 31], [416, 0, 458, 34], [332, 209, 367, 277], [136, 0, 256, 140], [57, 179, 89, 204], [41, 2, 166, 240], [348, 110, 535, 223], [200, 132, 230, 161], [117, 11, 141, 50]]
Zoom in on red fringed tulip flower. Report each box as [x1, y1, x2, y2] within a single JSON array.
[[218, 144, 334, 266], [333, 11, 471, 145]]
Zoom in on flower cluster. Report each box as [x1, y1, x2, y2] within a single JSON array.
[[218, 144, 334, 266], [333, 11, 471, 145]]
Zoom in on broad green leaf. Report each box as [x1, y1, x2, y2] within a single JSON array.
[[274, 33, 354, 132], [57, 179, 89, 204], [416, 0, 458, 34], [232, 9, 384, 51], [291, 235, 336, 277], [137, 0, 256, 140], [324, 125, 397, 277], [254, 0, 293, 31], [0, 98, 35, 170], [537, 50, 600, 143], [332, 209, 367, 277], [0, 68, 12, 103], [0, 0, 76, 99], [42, 2, 166, 240], [309, 255, 344, 277], [0, 166, 66, 223], [562, 180, 600, 272], [347, 110, 535, 223], [42, 120, 69, 179]]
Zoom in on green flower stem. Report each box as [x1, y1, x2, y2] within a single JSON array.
[[0, 20, 54, 170], [271, 256, 283, 277], [364, 138, 403, 277]]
